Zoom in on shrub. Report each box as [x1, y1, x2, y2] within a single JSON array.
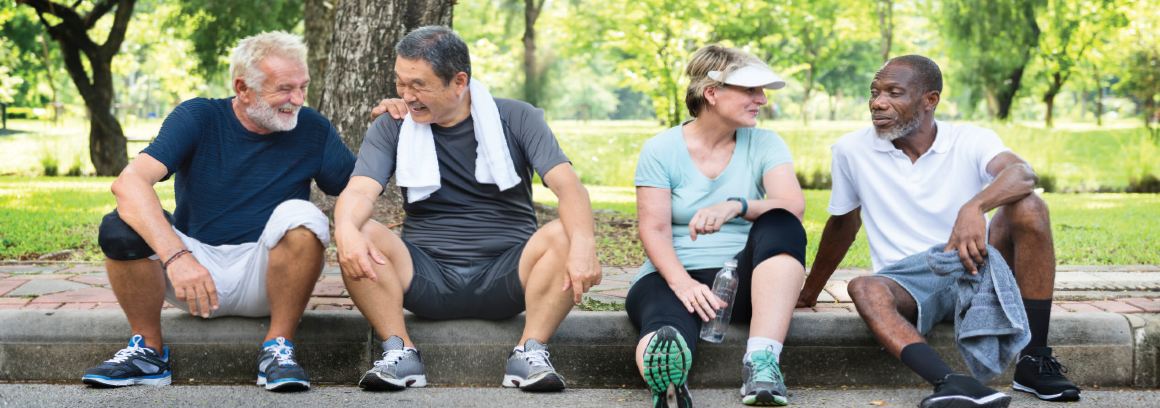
[[66, 152, 84, 176], [1128, 173, 1160, 193], [1037, 172, 1057, 193], [40, 152, 59, 177]]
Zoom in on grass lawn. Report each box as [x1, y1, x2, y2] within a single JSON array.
[[2, 177, 1157, 265]]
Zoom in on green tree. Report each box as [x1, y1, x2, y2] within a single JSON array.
[[1115, 0, 1160, 138], [171, 0, 302, 80], [941, 0, 1044, 121], [1035, 0, 1127, 127], [16, 0, 137, 176]]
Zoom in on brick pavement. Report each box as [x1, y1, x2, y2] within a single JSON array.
[[2, 263, 1159, 315]]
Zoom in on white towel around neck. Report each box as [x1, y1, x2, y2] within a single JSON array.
[[395, 78, 522, 203]]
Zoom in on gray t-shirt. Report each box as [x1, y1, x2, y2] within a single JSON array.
[[352, 98, 570, 259]]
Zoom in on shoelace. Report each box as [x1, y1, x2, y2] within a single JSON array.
[[750, 347, 783, 385], [264, 343, 298, 367], [1032, 355, 1069, 376], [374, 349, 410, 370], [105, 344, 148, 364], [523, 349, 553, 369]]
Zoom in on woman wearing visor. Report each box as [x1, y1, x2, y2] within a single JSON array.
[[627, 44, 807, 407]]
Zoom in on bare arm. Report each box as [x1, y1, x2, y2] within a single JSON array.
[[796, 209, 862, 307], [688, 162, 805, 240], [637, 186, 727, 321], [543, 163, 601, 303], [334, 176, 387, 282], [111, 153, 218, 317], [946, 152, 1038, 272]]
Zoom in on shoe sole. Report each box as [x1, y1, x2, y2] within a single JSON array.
[[741, 389, 788, 406], [1011, 381, 1081, 402], [644, 326, 692, 396], [82, 373, 172, 387], [502, 373, 565, 391], [257, 374, 310, 392], [920, 393, 1011, 408], [359, 373, 427, 391]]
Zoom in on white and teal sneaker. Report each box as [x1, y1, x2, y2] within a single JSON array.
[[256, 337, 310, 392], [645, 326, 693, 408], [741, 347, 788, 406], [81, 334, 172, 387]]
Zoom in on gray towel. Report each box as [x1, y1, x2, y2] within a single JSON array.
[[927, 243, 1030, 382]]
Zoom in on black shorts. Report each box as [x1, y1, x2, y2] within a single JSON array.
[[626, 209, 806, 353], [401, 239, 528, 320]]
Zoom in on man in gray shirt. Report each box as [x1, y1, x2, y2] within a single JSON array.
[[334, 26, 601, 393]]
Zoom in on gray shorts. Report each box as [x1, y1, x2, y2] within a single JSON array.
[[873, 251, 957, 335], [401, 240, 527, 320]]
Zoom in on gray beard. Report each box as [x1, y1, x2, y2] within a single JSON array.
[[875, 111, 923, 141], [246, 100, 299, 132]]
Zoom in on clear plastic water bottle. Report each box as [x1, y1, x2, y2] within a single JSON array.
[[699, 257, 739, 343]]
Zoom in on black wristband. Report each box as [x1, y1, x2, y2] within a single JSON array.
[[727, 197, 748, 217], [163, 249, 191, 271]]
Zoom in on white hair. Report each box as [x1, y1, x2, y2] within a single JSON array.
[[229, 31, 307, 93]]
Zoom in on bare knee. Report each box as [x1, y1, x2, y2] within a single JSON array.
[[848, 276, 893, 306], [1004, 194, 1051, 236], [277, 226, 323, 252], [539, 219, 571, 253]]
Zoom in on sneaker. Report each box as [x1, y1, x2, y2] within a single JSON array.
[[81, 335, 171, 387], [359, 336, 427, 391], [741, 347, 788, 406], [502, 338, 565, 391], [1012, 347, 1081, 401], [920, 374, 1011, 408], [644, 326, 693, 408], [256, 337, 310, 392]]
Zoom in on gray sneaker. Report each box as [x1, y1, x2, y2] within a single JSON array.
[[358, 336, 427, 391], [741, 347, 788, 406], [502, 339, 565, 391]]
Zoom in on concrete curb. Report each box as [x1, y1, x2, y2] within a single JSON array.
[[0, 310, 1151, 388]]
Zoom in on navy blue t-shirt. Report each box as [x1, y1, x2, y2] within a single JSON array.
[[141, 97, 355, 246]]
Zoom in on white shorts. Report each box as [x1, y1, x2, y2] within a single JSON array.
[[158, 199, 329, 318]]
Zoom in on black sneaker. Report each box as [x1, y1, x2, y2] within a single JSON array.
[[256, 337, 311, 392], [920, 374, 1011, 408], [1012, 347, 1081, 401], [81, 334, 172, 387]]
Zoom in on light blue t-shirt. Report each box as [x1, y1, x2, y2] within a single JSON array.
[[632, 125, 793, 285]]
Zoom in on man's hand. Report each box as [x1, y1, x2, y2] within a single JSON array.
[[336, 223, 387, 283], [945, 203, 988, 274], [370, 98, 410, 121], [795, 287, 820, 308], [669, 277, 727, 322], [561, 238, 601, 304], [166, 256, 218, 318], [688, 200, 744, 241]]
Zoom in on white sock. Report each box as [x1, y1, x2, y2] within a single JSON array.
[[403, 347, 418, 353], [744, 337, 783, 362], [513, 345, 524, 352]]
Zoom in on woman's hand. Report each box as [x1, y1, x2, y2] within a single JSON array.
[[669, 277, 728, 322], [688, 200, 744, 241]]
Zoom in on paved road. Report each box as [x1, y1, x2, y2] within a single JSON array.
[[1, 384, 1156, 407]]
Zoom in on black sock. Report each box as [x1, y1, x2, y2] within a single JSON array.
[[900, 342, 955, 385], [1023, 298, 1052, 350]]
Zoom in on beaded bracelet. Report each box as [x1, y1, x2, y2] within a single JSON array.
[[163, 249, 192, 270]]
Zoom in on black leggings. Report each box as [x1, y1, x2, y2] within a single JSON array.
[[626, 209, 806, 353]]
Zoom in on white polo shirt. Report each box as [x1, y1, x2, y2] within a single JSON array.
[[827, 121, 1011, 271]]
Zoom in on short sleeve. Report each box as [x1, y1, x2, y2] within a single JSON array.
[[141, 99, 204, 181], [755, 129, 793, 175], [634, 139, 671, 189], [827, 143, 861, 216], [314, 123, 357, 196], [351, 115, 402, 190], [507, 101, 570, 180], [972, 129, 1010, 183]]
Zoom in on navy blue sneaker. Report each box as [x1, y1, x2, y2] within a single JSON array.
[[256, 337, 310, 392], [81, 334, 171, 387]]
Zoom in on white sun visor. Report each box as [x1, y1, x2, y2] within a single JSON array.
[[707, 65, 787, 90]]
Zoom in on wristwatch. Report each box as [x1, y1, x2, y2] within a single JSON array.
[[727, 197, 748, 217]]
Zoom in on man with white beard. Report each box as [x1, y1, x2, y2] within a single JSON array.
[[797, 55, 1079, 408], [82, 32, 355, 392]]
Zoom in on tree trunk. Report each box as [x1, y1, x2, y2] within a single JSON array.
[[995, 66, 1026, 121], [313, 0, 455, 223], [23, 0, 136, 176], [1094, 72, 1103, 126], [523, 0, 545, 107], [1044, 72, 1061, 128], [875, 0, 893, 63], [801, 64, 814, 125], [304, 0, 340, 109]]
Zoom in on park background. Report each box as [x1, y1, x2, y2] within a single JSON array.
[[0, 0, 1158, 268]]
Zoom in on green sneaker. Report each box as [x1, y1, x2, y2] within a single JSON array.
[[644, 326, 693, 408], [741, 347, 788, 406]]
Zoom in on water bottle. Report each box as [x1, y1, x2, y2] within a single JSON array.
[[699, 257, 739, 343]]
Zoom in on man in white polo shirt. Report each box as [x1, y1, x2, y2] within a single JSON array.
[[797, 55, 1079, 408]]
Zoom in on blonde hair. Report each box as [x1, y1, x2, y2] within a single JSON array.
[[684, 44, 770, 118], [229, 31, 307, 92]]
